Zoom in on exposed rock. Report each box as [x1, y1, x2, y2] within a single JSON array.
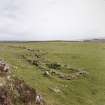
[[27, 48, 34, 52], [36, 95, 45, 105], [0, 60, 47, 105], [59, 69, 88, 80], [59, 74, 65, 79], [43, 71, 51, 77], [0, 60, 10, 74], [50, 69, 57, 75], [0, 77, 6, 86], [0, 87, 12, 105], [77, 69, 89, 75], [46, 62, 61, 69]]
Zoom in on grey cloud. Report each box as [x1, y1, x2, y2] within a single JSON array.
[[0, 0, 105, 40]]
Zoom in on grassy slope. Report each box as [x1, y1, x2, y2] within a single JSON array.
[[0, 42, 105, 105]]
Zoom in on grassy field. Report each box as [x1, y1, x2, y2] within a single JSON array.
[[0, 41, 105, 105]]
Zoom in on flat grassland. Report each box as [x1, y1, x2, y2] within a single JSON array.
[[0, 42, 105, 105]]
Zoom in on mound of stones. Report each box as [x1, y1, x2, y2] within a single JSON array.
[[22, 48, 89, 80]]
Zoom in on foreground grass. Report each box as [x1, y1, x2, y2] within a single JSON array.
[[0, 42, 105, 105]]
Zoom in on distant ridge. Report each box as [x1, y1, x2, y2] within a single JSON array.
[[83, 38, 105, 42], [0, 40, 81, 43], [0, 38, 105, 43]]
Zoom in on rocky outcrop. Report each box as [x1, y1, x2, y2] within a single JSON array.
[[0, 60, 46, 105]]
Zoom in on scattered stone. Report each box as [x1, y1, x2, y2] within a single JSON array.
[[0, 60, 10, 74], [66, 76, 72, 80], [62, 85, 68, 88], [59, 69, 88, 80], [46, 62, 61, 69], [43, 71, 51, 77], [7, 75, 11, 80], [27, 48, 34, 52], [50, 69, 57, 75], [59, 74, 65, 79], [70, 74, 78, 79], [36, 95, 45, 105], [13, 66, 18, 70], [77, 69, 89, 75], [49, 87, 61, 93]]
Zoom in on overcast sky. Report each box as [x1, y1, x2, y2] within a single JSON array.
[[0, 0, 105, 40]]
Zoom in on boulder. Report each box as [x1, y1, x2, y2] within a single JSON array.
[[43, 71, 50, 77], [0, 61, 10, 75]]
